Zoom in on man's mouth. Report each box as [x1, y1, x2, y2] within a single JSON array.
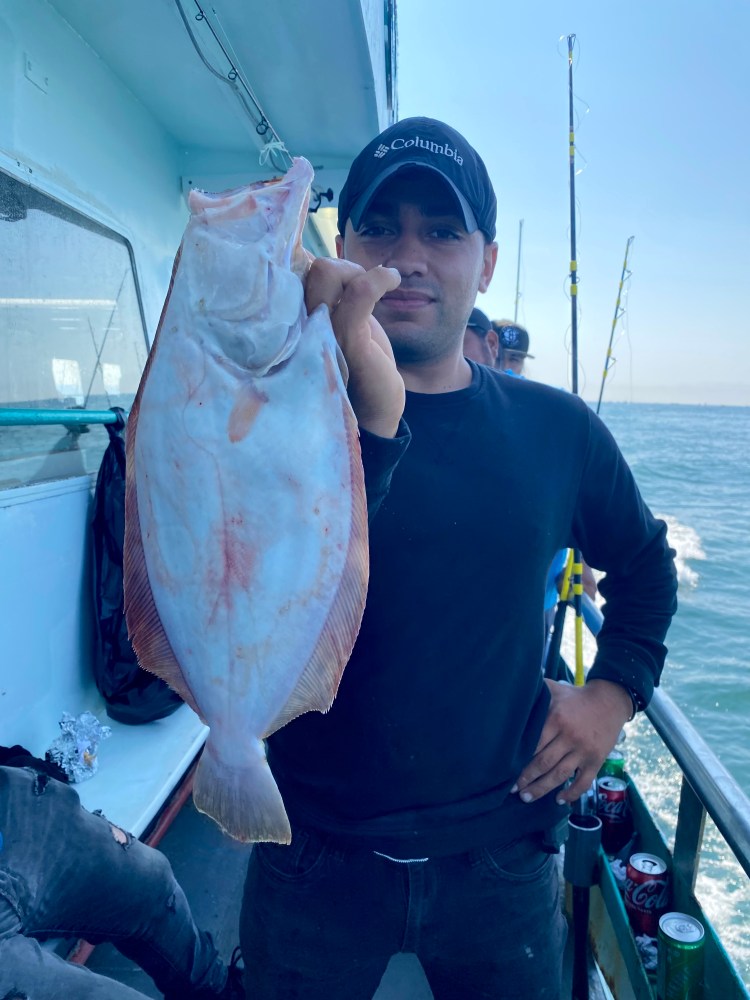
[[380, 290, 434, 310]]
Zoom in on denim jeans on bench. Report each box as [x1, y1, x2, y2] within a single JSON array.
[[240, 824, 567, 1000], [0, 765, 228, 1000]]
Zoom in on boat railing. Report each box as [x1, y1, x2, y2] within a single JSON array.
[[583, 593, 750, 889], [0, 407, 122, 427]]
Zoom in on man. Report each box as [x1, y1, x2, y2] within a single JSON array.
[[240, 117, 677, 1000], [462, 312, 595, 648], [0, 749, 244, 1000], [463, 306, 498, 367], [480, 317, 598, 632], [492, 319, 534, 375]]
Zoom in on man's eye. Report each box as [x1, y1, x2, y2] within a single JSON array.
[[358, 225, 391, 237], [430, 228, 462, 240]]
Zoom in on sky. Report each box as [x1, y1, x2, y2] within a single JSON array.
[[396, 0, 750, 407]]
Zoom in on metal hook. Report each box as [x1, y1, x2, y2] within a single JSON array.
[[309, 187, 334, 214]]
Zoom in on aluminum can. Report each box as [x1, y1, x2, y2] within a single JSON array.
[[657, 912, 704, 999], [596, 776, 631, 854], [624, 852, 670, 937], [598, 748, 625, 780]]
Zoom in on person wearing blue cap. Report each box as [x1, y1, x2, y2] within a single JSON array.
[[239, 117, 678, 1000]]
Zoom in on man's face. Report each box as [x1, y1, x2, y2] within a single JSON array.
[[502, 350, 526, 376], [463, 326, 498, 367], [337, 171, 496, 365]]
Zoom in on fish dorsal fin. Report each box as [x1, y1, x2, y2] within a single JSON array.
[[123, 460, 202, 717], [123, 283, 202, 716]]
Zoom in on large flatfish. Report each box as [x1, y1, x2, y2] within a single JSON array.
[[124, 157, 368, 843]]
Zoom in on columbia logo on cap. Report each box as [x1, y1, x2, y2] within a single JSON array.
[[372, 135, 465, 167]]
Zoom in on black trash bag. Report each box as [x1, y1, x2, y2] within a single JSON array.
[[91, 408, 183, 724]]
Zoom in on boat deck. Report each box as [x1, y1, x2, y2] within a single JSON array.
[[86, 797, 596, 998]]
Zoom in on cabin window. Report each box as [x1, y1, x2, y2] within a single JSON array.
[[0, 169, 148, 489]]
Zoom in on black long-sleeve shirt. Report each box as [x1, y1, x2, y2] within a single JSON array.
[[267, 363, 678, 856]]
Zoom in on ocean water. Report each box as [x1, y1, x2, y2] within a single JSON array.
[[567, 402, 750, 987]]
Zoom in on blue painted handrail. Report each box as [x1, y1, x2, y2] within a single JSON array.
[[0, 408, 124, 427]]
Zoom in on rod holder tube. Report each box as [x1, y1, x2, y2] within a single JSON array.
[[564, 813, 602, 888]]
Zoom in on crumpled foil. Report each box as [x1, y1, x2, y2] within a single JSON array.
[[635, 933, 659, 972], [610, 857, 628, 892], [46, 711, 112, 783]]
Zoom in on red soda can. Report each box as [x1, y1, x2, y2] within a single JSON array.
[[625, 852, 670, 938], [596, 776, 632, 854]]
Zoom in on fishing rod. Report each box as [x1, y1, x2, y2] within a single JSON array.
[[565, 32, 584, 692], [513, 219, 524, 323], [543, 37, 584, 692], [568, 38, 579, 399], [596, 235, 635, 415], [564, 34, 601, 1000]]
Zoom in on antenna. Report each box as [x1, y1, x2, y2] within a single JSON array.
[[513, 219, 524, 323]]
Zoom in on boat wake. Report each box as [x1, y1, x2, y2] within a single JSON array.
[[657, 513, 706, 589]]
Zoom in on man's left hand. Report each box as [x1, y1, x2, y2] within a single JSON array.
[[514, 679, 633, 805]]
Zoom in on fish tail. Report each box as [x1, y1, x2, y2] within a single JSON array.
[[192, 737, 292, 845]]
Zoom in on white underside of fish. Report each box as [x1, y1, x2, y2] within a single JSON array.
[[124, 159, 368, 843]]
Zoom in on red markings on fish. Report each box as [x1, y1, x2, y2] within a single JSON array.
[[323, 347, 339, 393], [207, 525, 257, 626], [228, 383, 269, 442]]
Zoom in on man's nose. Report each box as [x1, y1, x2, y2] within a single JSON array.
[[382, 233, 428, 276]]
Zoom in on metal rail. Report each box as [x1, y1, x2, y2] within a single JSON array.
[[0, 408, 122, 427], [582, 594, 750, 883], [648, 690, 750, 882]]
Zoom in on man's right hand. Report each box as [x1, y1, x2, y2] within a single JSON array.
[[305, 259, 405, 438]]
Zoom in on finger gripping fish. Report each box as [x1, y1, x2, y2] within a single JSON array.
[[124, 158, 368, 843]]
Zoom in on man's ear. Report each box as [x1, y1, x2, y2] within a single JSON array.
[[478, 241, 498, 293], [335, 234, 344, 259], [486, 329, 500, 365]]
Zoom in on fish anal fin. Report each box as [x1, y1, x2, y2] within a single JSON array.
[[193, 737, 292, 844], [263, 404, 368, 736]]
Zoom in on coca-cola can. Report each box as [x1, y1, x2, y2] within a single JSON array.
[[596, 776, 631, 854], [625, 852, 670, 938]]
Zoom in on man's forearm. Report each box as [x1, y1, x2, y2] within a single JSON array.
[[359, 420, 411, 522]]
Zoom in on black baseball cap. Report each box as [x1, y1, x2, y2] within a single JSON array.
[[338, 117, 497, 241], [466, 308, 492, 337], [493, 321, 535, 358]]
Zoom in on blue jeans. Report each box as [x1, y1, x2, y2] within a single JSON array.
[[0, 765, 228, 1000], [240, 826, 567, 999]]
